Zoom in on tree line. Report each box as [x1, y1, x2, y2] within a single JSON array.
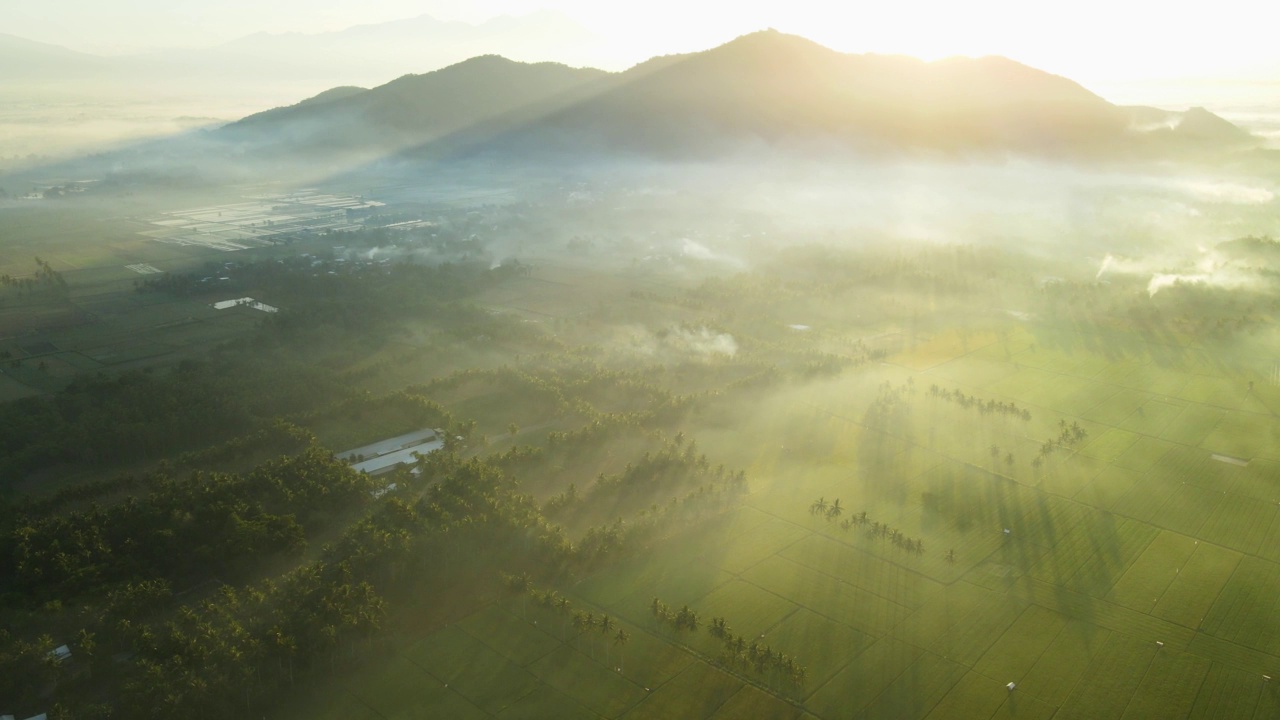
[[0, 257, 68, 298], [649, 597, 809, 694], [927, 384, 1032, 421], [809, 499, 927, 555]]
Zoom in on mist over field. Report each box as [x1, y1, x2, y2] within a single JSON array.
[[4, 8, 1280, 720]]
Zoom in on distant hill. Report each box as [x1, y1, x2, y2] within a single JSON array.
[[1168, 106, 1259, 144], [1124, 104, 1260, 146], [1217, 236, 1280, 265]]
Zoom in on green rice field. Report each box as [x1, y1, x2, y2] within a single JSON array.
[[279, 321, 1280, 720]]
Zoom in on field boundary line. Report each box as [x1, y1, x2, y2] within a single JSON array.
[[799, 635, 924, 718], [750, 545, 926, 618], [1114, 637, 1161, 720], [1194, 557, 1253, 645], [455, 601, 567, 669], [724, 524, 812, 580], [882, 331, 1001, 374], [346, 688, 391, 719], [401, 651, 501, 718], [1183, 661, 1217, 720], [966, 606, 1075, 711], [1146, 536, 1218, 624], [558, 591, 811, 715], [745, 494, 948, 590]]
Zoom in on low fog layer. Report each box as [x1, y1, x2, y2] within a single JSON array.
[[365, 155, 1278, 272], [1098, 235, 1280, 297], [2, 30, 1278, 328]]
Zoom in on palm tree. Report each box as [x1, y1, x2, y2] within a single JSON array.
[[599, 615, 616, 664], [572, 612, 589, 650], [773, 653, 790, 687], [792, 665, 808, 691], [502, 572, 533, 618], [614, 629, 630, 673], [674, 605, 699, 632], [754, 648, 771, 674], [810, 497, 828, 516], [273, 629, 297, 687], [556, 597, 573, 640], [826, 498, 843, 522]]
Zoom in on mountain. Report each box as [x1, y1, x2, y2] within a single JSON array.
[[21, 29, 1257, 176], [1167, 106, 1259, 144], [223, 31, 1153, 161], [440, 30, 1238, 161], [223, 56, 607, 154], [292, 30, 1249, 166]]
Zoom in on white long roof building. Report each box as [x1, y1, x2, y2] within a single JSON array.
[[339, 428, 444, 476]]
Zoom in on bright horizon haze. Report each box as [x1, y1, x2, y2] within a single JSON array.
[[6, 0, 1279, 84]]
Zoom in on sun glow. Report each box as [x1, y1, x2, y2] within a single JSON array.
[[544, 0, 1279, 82], [3, 0, 1276, 83]]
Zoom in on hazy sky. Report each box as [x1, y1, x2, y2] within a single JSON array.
[[7, 0, 1279, 82]]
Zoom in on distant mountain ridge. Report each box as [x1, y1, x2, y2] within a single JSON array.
[[209, 10, 604, 83], [0, 12, 605, 90], [226, 30, 1259, 164], [0, 32, 141, 82]]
